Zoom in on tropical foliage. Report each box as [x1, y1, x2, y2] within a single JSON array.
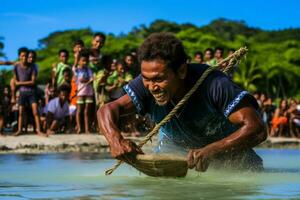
[[2, 18, 300, 98]]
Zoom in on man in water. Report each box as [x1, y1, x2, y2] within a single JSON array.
[[98, 33, 267, 172]]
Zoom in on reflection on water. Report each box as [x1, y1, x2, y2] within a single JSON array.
[[0, 149, 300, 199]]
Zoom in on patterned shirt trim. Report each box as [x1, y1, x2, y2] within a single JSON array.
[[224, 91, 248, 118], [123, 85, 142, 113]]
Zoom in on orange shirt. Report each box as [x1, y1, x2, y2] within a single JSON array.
[[70, 78, 77, 106]]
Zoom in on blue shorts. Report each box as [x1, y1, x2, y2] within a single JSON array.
[[19, 91, 37, 106]]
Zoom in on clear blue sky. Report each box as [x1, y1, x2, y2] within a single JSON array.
[[0, 0, 300, 61]]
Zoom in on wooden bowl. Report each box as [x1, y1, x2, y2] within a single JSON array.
[[130, 154, 188, 177]]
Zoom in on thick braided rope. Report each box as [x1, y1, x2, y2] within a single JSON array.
[[105, 47, 248, 175]]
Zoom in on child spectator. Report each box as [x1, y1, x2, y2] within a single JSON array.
[[192, 51, 203, 64], [52, 49, 71, 88], [61, 67, 72, 87], [204, 48, 216, 66], [13, 48, 44, 136], [89, 32, 106, 73], [123, 53, 139, 77], [73, 39, 85, 67], [73, 50, 94, 134], [46, 85, 71, 135]]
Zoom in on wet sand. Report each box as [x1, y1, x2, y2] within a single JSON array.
[[0, 134, 299, 154]]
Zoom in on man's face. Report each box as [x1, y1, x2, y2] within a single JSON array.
[[19, 52, 28, 64], [204, 51, 213, 61], [59, 52, 69, 64], [92, 36, 105, 50], [28, 53, 36, 64], [58, 91, 69, 103], [141, 59, 182, 106]]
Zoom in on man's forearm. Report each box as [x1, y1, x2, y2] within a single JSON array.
[[98, 103, 124, 146], [203, 122, 266, 158]]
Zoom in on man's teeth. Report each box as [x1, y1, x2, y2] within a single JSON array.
[[154, 93, 164, 98]]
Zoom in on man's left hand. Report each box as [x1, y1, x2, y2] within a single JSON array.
[[187, 148, 214, 172]]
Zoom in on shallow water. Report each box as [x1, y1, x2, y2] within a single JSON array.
[[0, 149, 300, 199]]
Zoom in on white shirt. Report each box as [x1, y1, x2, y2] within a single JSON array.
[[47, 97, 69, 119]]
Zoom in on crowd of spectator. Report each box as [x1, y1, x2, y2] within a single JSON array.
[[253, 92, 300, 138], [0, 33, 299, 138]]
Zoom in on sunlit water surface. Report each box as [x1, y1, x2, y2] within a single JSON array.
[[0, 149, 300, 199]]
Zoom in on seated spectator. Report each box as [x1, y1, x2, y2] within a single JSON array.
[[288, 98, 300, 137], [46, 85, 71, 135], [270, 99, 289, 137]]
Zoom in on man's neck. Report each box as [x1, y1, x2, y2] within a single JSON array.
[[171, 79, 189, 104]]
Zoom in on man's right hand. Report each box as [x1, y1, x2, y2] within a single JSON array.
[[110, 138, 143, 163]]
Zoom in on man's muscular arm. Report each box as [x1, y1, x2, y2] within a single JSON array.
[[187, 98, 267, 172], [97, 94, 143, 161]]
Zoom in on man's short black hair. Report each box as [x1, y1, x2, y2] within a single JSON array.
[[138, 32, 188, 72], [93, 32, 106, 41], [58, 49, 69, 57], [57, 84, 71, 94], [18, 47, 29, 56], [78, 49, 90, 60], [73, 39, 85, 47], [28, 50, 37, 59]]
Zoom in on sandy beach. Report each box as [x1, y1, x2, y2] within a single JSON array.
[[0, 134, 299, 154]]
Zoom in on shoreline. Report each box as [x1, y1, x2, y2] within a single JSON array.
[[0, 134, 299, 154]]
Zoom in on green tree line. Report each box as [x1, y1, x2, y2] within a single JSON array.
[[1, 18, 300, 98]]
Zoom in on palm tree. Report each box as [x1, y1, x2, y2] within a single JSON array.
[[233, 59, 262, 92]]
